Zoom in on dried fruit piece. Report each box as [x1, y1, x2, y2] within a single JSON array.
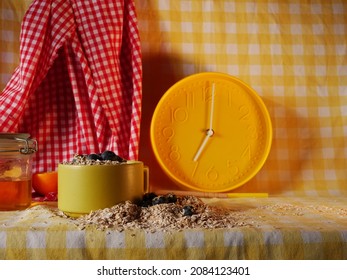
[[114, 154, 127, 162], [101, 150, 127, 162], [166, 193, 177, 203], [140, 192, 157, 207], [182, 205, 194, 216], [87, 153, 102, 161], [152, 196, 167, 205], [100, 150, 117, 161]]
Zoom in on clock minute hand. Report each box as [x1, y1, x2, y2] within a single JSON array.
[[193, 83, 215, 162], [209, 83, 215, 131]]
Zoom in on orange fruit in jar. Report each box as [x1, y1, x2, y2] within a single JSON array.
[[32, 171, 58, 196]]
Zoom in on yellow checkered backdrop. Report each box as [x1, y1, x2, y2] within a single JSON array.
[[1, 0, 347, 197], [0, 0, 31, 90], [136, 0, 347, 197]]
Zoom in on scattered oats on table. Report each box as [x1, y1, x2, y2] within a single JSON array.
[[67, 195, 254, 232]]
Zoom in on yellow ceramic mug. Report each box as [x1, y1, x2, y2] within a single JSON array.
[[58, 161, 148, 217]]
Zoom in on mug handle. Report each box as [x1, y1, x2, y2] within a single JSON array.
[[143, 166, 149, 193]]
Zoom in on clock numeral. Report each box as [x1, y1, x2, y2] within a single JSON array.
[[191, 163, 219, 181], [203, 84, 215, 103], [241, 144, 251, 160], [239, 105, 250, 121], [162, 126, 175, 142], [206, 165, 219, 181], [186, 92, 195, 108], [228, 86, 241, 107], [171, 107, 188, 123], [227, 160, 239, 176], [247, 125, 258, 139], [191, 161, 199, 178], [228, 90, 233, 107], [169, 145, 181, 161]]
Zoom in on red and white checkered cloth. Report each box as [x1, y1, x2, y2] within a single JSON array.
[[0, 0, 142, 173]]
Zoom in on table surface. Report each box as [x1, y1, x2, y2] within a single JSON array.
[[1, 196, 347, 260]]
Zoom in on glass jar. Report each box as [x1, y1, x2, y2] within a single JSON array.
[[0, 133, 37, 210]]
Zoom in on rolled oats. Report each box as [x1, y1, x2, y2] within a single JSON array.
[[68, 195, 254, 232], [62, 153, 127, 166]]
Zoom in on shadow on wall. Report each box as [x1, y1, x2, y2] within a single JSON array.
[[138, 54, 189, 191], [236, 98, 313, 195], [139, 55, 314, 195]]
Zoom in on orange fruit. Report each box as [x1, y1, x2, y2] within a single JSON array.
[[32, 171, 58, 196]]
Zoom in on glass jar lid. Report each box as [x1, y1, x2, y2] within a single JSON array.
[[0, 133, 37, 154]]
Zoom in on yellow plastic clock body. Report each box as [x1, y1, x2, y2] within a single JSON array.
[[150, 72, 272, 192]]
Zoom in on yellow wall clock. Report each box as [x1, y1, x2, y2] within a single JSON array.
[[150, 72, 272, 193]]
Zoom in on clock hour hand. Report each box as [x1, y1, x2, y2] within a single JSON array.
[[193, 83, 216, 162], [193, 129, 214, 161]]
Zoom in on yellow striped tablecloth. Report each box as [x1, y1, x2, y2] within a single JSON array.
[[0, 197, 347, 260]]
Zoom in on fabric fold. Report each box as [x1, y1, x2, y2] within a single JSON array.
[[0, 0, 142, 173]]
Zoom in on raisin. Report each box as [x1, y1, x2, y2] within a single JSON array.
[[101, 150, 127, 162], [87, 153, 102, 161], [182, 205, 194, 216], [152, 196, 167, 205], [166, 193, 177, 203], [100, 150, 117, 161], [140, 192, 157, 207]]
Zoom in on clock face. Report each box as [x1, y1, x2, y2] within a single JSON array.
[[150, 72, 272, 192]]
